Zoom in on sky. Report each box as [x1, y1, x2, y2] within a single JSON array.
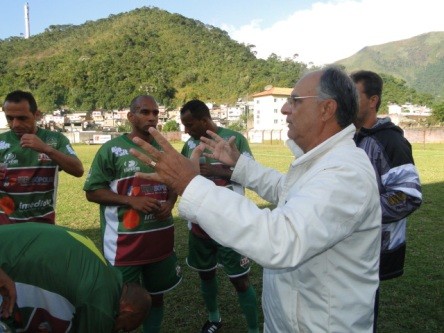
[[1, 0, 443, 66]]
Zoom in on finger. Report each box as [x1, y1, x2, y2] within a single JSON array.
[[228, 136, 236, 148], [147, 127, 176, 154], [190, 144, 204, 163], [205, 130, 223, 142], [131, 138, 158, 158], [134, 171, 162, 183], [9, 291, 16, 315], [129, 147, 156, 168], [199, 136, 216, 150], [144, 203, 161, 212], [145, 198, 161, 208]]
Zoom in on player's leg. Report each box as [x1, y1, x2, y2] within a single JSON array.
[[187, 232, 222, 332], [219, 246, 260, 333], [141, 253, 182, 333]]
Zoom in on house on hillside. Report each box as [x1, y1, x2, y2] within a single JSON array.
[[0, 110, 7, 130], [388, 102, 432, 125], [250, 86, 292, 142]]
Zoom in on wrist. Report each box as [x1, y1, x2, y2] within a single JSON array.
[[43, 145, 54, 156]]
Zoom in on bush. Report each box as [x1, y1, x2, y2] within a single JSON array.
[[162, 120, 180, 132]]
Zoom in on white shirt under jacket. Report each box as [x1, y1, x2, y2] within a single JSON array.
[[179, 124, 381, 332]]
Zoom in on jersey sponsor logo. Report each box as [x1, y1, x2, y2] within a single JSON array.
[[140, 183, 167, 195], [17, 175, 55, 186], [123, 160, 141, 173], [111, 146, 129, 157], [38, 153, 52, 163], [45, 137, 58, 148], [18, 198, 52, 210], [0, 141, 11, 150], [143, 213, 158, 221], [3, 152, 18, 166]]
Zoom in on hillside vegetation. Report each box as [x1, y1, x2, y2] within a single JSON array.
[[0, 7, 441, 116], [0, 7, 306, 111], [336, 32, 444, 99]]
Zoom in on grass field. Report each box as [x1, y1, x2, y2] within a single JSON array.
[[57, 141, 444, 332]]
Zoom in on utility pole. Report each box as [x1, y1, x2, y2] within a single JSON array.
[[24, 2, 30, 39]]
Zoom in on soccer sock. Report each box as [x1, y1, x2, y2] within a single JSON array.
[[200, 277, 221, 322], [237, 285, 259, 333], [142, 305, 164, 333]]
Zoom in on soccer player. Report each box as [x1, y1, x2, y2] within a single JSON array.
[[83, 95, 181, 333], [0, 90, 83, 224], [0, 222, 151, 333], [180, 100, 259, 333]]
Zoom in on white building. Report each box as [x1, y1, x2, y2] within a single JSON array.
[[246, 87, 293, 143], [0, 110, 7, 129], [252, 86, 292, 130], [388, 102, 432, 116], [252, 86, 293, 130], [227, 106, 243, 122]]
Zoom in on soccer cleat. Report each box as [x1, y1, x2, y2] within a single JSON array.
[[201, 319, 222, 333]]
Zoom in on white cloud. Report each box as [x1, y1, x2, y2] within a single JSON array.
[[225, 0, 444, 66]]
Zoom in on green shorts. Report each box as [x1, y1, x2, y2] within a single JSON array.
[[115, 253, 182, 295], [187, 232, 251, 278]]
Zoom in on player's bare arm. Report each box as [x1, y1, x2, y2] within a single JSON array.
[[0, 268, 16, 318], [20, 134, 84, 177], [200, 130, 240, 167]]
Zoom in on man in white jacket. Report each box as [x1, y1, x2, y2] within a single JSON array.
[[131, 66, 381, 332]]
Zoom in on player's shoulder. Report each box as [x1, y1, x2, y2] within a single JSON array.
[[0, 131, 9, 140], [37, 128, 71, 145], [218, 127, 245, 138], [95, 135, 127, 154]]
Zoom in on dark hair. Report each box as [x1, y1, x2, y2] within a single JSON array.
[[350, 70, 383, 111], [129, 95, 157, 113], [318, 66, 358, 128], [4, 90, 38, 114], [180, 99, 211, 120]]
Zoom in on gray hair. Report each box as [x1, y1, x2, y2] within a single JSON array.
[[317, 66, 358, 128]]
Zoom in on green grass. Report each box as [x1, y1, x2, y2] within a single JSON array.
[[57, 142, 444, 332]]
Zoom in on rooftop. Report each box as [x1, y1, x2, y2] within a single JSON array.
[[252, 87, 293, 98]]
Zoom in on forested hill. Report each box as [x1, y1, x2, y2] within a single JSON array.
[[0, 7, 307, 112], [336, 31, 444, 99]]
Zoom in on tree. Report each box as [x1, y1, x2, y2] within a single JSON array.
[[432, 102, 444, 123], [162, 120, 180, 132], [227, 120, 245, 132]]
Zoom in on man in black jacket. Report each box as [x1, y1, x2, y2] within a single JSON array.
[[351, 70, 422, 332]]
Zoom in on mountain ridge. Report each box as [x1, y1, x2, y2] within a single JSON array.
[[335, 31, 444, 98]]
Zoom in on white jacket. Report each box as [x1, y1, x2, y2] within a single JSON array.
[[179, 125, 381, 332]]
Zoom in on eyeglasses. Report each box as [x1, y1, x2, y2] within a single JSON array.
[[287, 95, 319, 107]]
